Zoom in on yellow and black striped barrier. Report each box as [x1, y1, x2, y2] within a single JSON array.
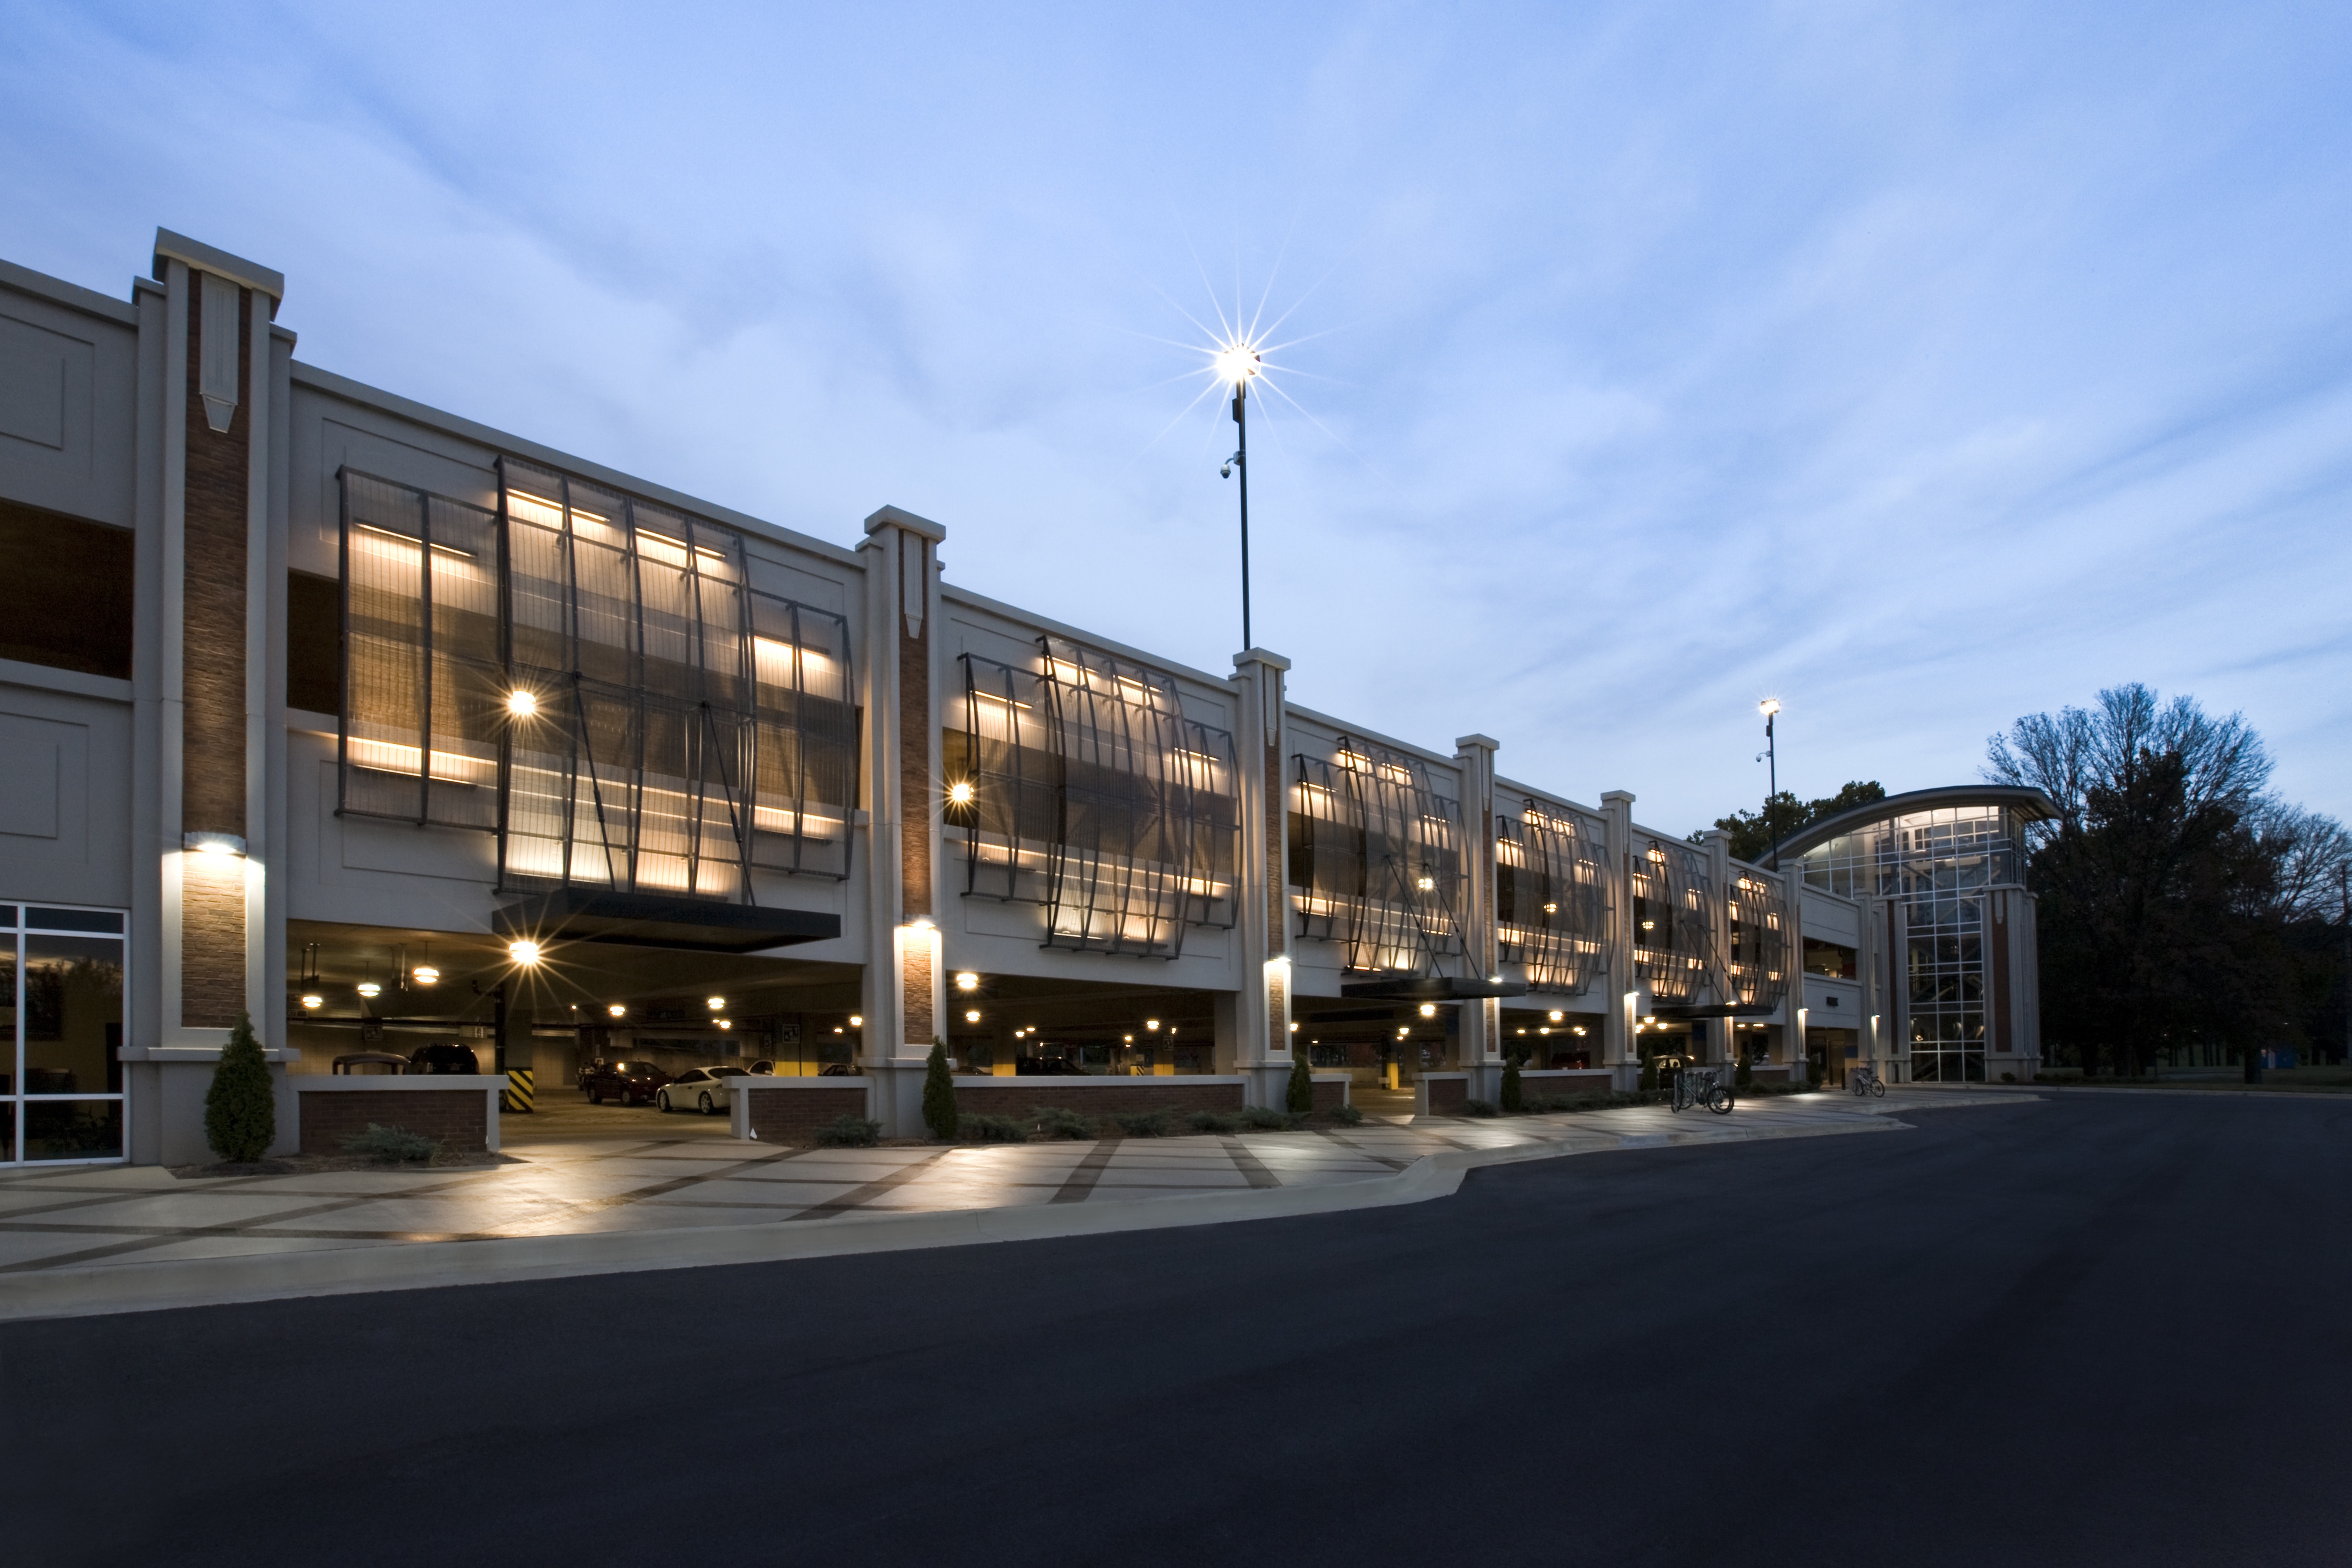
[[502, 1067, 535, 1113]]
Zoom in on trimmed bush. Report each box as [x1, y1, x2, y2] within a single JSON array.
[[1287, 1054, 1313, 1114], [204, 1012, 275, 1163], [1032, 1105, 1097, 1140], [1639, 1055, 1659, 1094], [1462, 1098, 1500, 1118], [1115, 1109, 1178, 1137], [1805, 1059, 1824, 1088], [815, 1114, 882, 1147], [1735, 1058, 1753, 1089], [1187, 1110, 1242, 1134], [963, 1113, 1029, 1144], [1241, 1105, 1301, 1130], [922, 1039, 959, 1142], [1500, 1059, 1524, 1113], [1328, 1102, 1364, 1126], [339, 1123, 440, 1163]]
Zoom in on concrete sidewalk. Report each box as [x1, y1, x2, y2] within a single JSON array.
[[0, 1089, 2021, 1320]]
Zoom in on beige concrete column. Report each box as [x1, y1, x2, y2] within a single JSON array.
[[1228, 648, 1292, 1108], [1454, 734, 1501, 1099], [1600, 789, 1639, 1089], [857, 504, 948, 1134]]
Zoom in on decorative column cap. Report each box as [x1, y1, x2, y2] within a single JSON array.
[[862, 504, 946, 542], [152, 229, 283, 316], [1455, 733, 1500, 754], [1232, 647, 1291, 673], [1600, 789, 1637, 807]]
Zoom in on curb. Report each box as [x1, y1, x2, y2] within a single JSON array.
[[0, 1110, 1915, 1324]]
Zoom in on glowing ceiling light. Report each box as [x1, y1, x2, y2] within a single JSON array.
[[1418, 1002, 1436, 1018], [849, 1014, 863, 1028], [301, 992, 323, 1010], [1145, 1018, 1160, 1031], [507, 940, 541, 965], [716, 1018, 732, 1031], [1415, 875, 1436, 892], [412, 965, 440, 985], [1548, 1010, 1564, 1023], [707, 996, 726, 1011], [608, 1003, 626, 1018], [955, 972, 979, 991], [507, 689, 538, 718], [356, 981, 381, 999], [947, 780, 975, 807], [965, 1009, 982, 1023]]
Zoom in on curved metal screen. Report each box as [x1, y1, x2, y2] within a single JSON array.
[[1727, 869, 1789, 1011], [1495, 798, 1606, 995], [1288, 738, 1463, 975], [1631, 838, 1713, 1004], [336, 464, 857, 897], [953, 636, 1237, 958]]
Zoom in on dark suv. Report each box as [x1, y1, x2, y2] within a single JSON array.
[[407, 1042, 481, 1075], [581, 1059, 671, 1106]]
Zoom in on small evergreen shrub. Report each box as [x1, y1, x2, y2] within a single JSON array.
[[1115, 1109, 1178, 1137], [1805, 1060, 1824, 1088], [1500, 1059, 1524, 1113], [1462, 1098, 1500, 1118], [1287, 1054, 1314, 1114], [1240, 1105, 1301, 1130], [1735, 1059, 1753, 1089], [921, 1039, 959, 1142], [339, 1123, 440, 1163], [1999, 1071, 2017, 1083], [815, 1114, 882, 1147], [1328, 1102, 1364, 1125], [204, 1012, 275, 1163], [1639, 1056, 1659, 1094], [1032, 1105, 1097, 1140], [963, 1113, 1028, 1143], [1188, 1110, 1242, 1134]]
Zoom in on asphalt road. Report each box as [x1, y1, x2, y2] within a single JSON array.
[[9, 1094, 2350, 1566]]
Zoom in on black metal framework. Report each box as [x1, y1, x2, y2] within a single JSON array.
[[1495, 798, 1606, 995], [1726, 870, 1789, 1011], [952, 636, 1237, 957], [1630, 838, 1714, 1004], [1288, 737, 1464, 975], [335, 464, 858, 901]]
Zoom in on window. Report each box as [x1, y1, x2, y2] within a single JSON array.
[[0, 903, 128, 1163], [0, 499, 133, 681], [1803, 937, 1857, 978]]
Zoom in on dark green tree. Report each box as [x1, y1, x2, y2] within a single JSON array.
[[1707, 781, 1887, 864], [1500, 1057, 1523, 1113], [921, 1039, 959, 1140], [1286, 1052, 1313, 1114], [204, 1011, 275, 1163]]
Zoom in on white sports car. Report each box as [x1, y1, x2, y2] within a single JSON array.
[[657, 1066, 752, 1115]]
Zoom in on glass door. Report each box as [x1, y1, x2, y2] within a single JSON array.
[[6, 904, 127, 1164]]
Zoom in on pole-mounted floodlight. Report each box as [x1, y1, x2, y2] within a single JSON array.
[[1217, 344, 1262, 649], [1759, 698, 1782, 869]]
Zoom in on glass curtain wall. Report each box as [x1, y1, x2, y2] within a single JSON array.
[[337, 464, 858, 896], [951, 636, 1238, 957], [1495, 798, 1606, 994], [1288, 739, 1464, 975], [0, 904, 126, 1164]]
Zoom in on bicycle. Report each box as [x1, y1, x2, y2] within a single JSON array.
[[1849, 1065, 1886, 1098], [1669, 1064, 1736, 1115]]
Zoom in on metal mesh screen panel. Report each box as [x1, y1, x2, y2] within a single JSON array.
[[1631, 838, 1713, 1004], [1288, 738, 1463, 975], [1495, 799, 1606, 995], [338, 472, 502, 829], [1727, 869, 1789, 1011], [953, 639, 1238, 956]]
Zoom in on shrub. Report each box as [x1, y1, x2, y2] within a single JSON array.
[[1999, 1071, 2017, 1084], [204, 1012, 275, 1163], [1805, 1059, 1824, 1088], [1639, 1055, 1659, 1094], [922, 1039, 959, 1142], [339, 1123, 439, 1163], [1500, 1059, 1524, 1113], [963, 1113, 1028, 1144], [815, 1114, 882, 1147], [1328, 1102, 1364, 1125], [1287, 1053, 1314, 1114], [1241, 1105, 1301, 1130], [1032, 1105, 1097, 1140], [1462, 1098, 1500, 1118], [1735, 1059, 1753, 1089], [1115, 1109, 1178, 1137], [1188, 1110, 1242, 1134]]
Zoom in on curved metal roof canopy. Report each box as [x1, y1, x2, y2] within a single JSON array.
[[1774, 785, 2061, 864]]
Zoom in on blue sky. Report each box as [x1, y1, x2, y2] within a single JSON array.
[[7, 1, 2350, 834]]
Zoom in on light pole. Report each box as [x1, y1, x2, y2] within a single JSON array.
[[1218, 344, 1261, 649], [1758, 697, 1782, 869]]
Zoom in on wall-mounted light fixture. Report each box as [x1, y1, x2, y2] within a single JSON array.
[[183, 831, 246, 857]]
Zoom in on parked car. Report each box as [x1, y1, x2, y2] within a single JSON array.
[[658, 1065, 752, 1115], [408, 1042, 481, 1075], [581, 1059, 671, 1106], [331, 1052, 409, 1075]]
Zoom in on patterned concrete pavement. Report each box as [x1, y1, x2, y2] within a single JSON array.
[[0, 1089, 2020, 1316]]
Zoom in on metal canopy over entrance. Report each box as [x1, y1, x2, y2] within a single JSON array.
[[492, 889, 840, 954]]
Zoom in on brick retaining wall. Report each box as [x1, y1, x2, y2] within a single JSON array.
[[298, 1089, 489, 1155], [1310, 1078, 1349, 1112], [744, 1084, 871, 1140], [954, 1080, 1245, 1120], [1423, 1076, 1468, 1115]]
